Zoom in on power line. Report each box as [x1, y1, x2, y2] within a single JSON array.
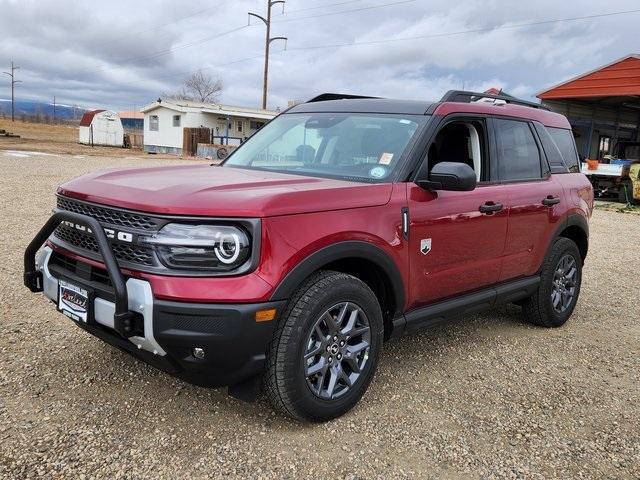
[[287, 7, 640, 51], [271, 0, 417, 24], [75, 0, 416, 75], [101, 1, 229, 48], [275, 0, 364, 14], [105, 6, 640, 100]]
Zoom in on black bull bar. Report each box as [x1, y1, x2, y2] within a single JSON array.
[[24, 210, 144, 338]]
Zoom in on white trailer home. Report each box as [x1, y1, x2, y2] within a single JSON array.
[[140, 99, 277, 155], [78, 110, 124, 146]]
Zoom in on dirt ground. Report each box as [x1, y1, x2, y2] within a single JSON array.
[[0, 119, 174, 158], [0, 145, 638, 479]]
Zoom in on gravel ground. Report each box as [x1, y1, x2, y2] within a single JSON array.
[[0, 150, 638, 479]]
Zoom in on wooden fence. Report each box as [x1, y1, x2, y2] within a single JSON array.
[[183, 127, 211, 156]]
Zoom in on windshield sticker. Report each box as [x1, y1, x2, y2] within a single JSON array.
[[399, 119, 412, 124], [369, 166, 387, 179], [379, 152, 394, 165]]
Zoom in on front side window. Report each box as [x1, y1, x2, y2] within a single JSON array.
[[149, 115, 159, 131], [494, 119, 541, 181], [428, 120, 486, 182], [224, 113, 426, 182]]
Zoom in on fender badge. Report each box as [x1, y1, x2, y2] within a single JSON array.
[[420, 238, 432, 255]]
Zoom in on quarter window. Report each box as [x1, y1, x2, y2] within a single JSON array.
[[494, 119, 541, 181], [548, 127, 580, 173], [149, 115, 159, 131]]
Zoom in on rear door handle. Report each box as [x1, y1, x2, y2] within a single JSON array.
[[479, 201, 503, 213], [542, 195, 561, 206]]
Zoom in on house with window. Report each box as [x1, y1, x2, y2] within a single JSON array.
[[140, 98, 277, 155]]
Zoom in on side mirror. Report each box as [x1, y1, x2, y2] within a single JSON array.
[[417, 162, 477, 191]]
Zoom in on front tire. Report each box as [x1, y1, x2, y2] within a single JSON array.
[[522, 237, 582, 327], [265, 271, 384, 422]]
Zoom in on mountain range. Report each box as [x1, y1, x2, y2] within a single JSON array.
[[0, 98, 88, 120]]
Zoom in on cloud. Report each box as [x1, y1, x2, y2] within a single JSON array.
[[0, 0, 638, 110]]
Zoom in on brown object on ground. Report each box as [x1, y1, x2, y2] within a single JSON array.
[[0, 128, 20, 138], [0, 150, 638, 478]]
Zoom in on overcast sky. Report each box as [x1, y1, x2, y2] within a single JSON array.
[[1, 0, 639, 111]]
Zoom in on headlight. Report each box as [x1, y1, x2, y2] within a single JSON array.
[[141, 224, 251, 271]]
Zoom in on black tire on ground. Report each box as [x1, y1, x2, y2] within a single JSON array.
[[265, 271, 384, 422], [618, 178, 633, 204], [521, 237, 582, 328]]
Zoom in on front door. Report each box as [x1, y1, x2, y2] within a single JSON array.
[[406, 117, 508, 310], [407, 184, 508, 309]]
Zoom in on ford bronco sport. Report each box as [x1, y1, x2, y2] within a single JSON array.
[[24, 91, 593, 421]]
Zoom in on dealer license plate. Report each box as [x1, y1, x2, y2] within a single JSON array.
[[58, 280, 91, 323]]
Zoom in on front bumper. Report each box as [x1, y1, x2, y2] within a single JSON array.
[[35, 245, 284, 388]]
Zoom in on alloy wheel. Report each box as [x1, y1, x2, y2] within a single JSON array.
[[303, 302, 371, 400], [551, 254, 578, 313]]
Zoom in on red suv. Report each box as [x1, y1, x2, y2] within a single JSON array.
[[24, 91, 593, 421]]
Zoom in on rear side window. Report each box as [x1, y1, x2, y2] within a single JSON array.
[[494, 119, 542, 181], [548, 127, 580, 172]]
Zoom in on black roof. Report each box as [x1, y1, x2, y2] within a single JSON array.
[[287, 98, 433, 115]]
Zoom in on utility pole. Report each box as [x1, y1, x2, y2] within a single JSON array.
[[249, 1, 287, 110], [2, 61, 22, 122]]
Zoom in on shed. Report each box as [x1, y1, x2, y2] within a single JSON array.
[[537, 55, 640, 159], [79, 110, 124, 146]]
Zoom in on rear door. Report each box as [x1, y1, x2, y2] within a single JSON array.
[[491, 118, 565, 281]]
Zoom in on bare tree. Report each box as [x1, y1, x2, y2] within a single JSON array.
[[165, 71, 223, 103]]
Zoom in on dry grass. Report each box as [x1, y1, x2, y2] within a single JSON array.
[[0, 119, 178, 159]]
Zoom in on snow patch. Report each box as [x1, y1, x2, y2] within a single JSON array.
[[2, 150, 60, 158]]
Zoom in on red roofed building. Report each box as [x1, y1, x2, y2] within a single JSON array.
[[537, 55, 640, 159]]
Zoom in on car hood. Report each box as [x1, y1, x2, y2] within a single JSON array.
[[58, 164, 393, 217]]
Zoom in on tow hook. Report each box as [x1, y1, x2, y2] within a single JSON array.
[[113, 311, 144, 338]]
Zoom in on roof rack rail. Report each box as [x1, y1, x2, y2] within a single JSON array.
[[306, 93, 380, 103], [440, 90, 550, 111]]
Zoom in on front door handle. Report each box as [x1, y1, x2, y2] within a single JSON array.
[[542, 195, 561, 206], [479, 201, 503, 213]]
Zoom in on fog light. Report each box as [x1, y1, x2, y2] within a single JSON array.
[[193, 347, 205, 359]]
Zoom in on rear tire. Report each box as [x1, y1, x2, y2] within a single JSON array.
[[521, 238, 582, 328], [265, 271, 383, 422]]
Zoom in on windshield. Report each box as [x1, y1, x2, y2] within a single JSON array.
[[224, 112, 426, 182]]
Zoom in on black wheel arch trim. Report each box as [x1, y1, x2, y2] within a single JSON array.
[[542, 213, 589, 269], [268, 241, 406, 315]]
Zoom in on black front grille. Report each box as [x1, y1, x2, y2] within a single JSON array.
[[53, 224, 155, 266], [49, 251, 116, 301], [57, 196, 159, 231], [49, 251, 113, 287]]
